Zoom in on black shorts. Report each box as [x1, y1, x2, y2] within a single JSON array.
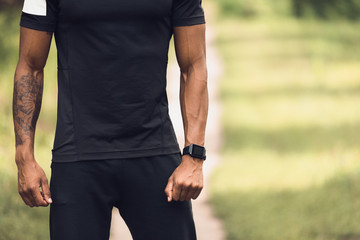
[[49, 153, 197, 240]]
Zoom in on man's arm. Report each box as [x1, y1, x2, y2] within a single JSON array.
[[13, 27, 53, 207], [165, 23, 208, 202]]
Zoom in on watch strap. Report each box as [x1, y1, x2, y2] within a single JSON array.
[[183, 145, 191, 155]]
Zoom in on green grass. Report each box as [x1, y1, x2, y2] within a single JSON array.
[[209, 2, 360, 240], [212, 172, 360, 240]]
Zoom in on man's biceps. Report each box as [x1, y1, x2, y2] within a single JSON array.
[[19, 46, 51, 70], [20, 28, 52, 51]]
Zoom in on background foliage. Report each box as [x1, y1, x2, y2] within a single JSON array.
[[218, 0, 360, 20], [210, 0, 360, 239], [292, 0, 360, 20]]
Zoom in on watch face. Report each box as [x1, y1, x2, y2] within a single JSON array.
[[192, 145, 205, 156], [183, 144, 206, 160]]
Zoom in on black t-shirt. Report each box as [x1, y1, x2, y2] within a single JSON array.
[[20, 0, 205, 162]]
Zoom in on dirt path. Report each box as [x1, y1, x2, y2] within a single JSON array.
[[109, 3, 225, 239]]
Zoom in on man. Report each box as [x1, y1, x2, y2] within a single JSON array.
[[13, 0, 208, 239]]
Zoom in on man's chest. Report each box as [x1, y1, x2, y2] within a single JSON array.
[[58, 0, 173, 21]]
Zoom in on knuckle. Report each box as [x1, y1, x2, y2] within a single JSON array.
[[182, 181, 192, 188], [190, 183, 197, 189], [29, 188, 36, 194], [176, 181, 184, 187]]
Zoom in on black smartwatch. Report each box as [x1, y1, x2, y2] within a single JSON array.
[[182, 144, 206, 160]]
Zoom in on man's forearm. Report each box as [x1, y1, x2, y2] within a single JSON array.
[[164, 62, 208, 202], [179, 62, 208, 148], [13, 68, 44, 153], [14, 27, 53, 207]]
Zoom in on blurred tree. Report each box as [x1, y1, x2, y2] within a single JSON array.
[[218, 0, 360, 20], [0, 0, 22, 8], [293, 0, 360, 20], [217, 0, 291, 18]]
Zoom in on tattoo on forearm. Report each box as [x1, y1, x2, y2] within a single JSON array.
[[13, 73, 43, 146]]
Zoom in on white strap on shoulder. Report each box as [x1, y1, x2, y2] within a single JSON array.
[[22, 0, 47, 16]]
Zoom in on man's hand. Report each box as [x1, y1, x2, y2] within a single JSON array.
[[16, 149, 52, 207], [164, 154, 204, 202]]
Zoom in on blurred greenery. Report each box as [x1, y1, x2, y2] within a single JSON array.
[[212, 172, 360, 240], [293, 0, 360, 20], [0, 7, 57, 240], [218, 0, 360, 20], [208, 0, 360, 240], [217, 0, 291, 18]]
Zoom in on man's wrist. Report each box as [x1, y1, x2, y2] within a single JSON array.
[[181, 154, 205, 164], [184, 139, 205, 148], [15, 144, 35, 166], [15, 143, 34, 154], [15, 139, 34, 150], [182, 143, 206, 160]]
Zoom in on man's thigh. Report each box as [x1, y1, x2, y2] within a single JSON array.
[[49, 161, 115, 240], [115, 153, 197, 240]]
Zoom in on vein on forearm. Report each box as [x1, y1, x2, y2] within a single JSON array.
[[180, 64, 208, 146], [175, 24, 208, 147], [13, 72, 43, 146]]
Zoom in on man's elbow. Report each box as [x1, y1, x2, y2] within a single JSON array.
[[180, 61, 208, 85], [16, 57, 45, 76]]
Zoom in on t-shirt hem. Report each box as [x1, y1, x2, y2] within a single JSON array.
[[172, 16, 206, 27], [20, 17, 56, 32], [51, 145, 181, 162]]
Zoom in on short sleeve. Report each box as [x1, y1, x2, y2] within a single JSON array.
[[20, 0, 58, 32], [172, 0, 206, 27]]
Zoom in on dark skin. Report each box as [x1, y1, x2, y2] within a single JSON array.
[[165, 23, 208, 202], [13, 23, 208, 207], [13, 27, 52, 207]]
